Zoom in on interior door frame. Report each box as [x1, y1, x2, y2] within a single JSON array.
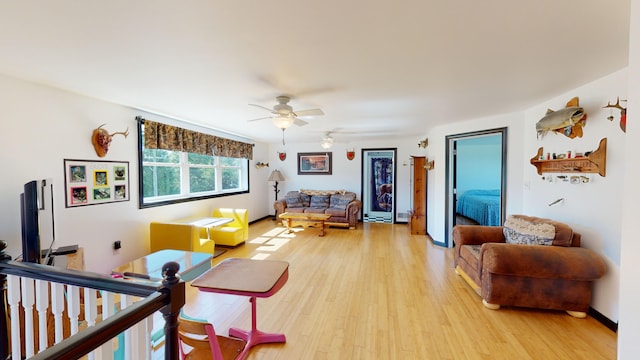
[[360, 148, 397, 224], [443, 127, 508, 247]]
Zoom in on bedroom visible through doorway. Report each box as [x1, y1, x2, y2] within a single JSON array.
[[443, 128, 507, 247]]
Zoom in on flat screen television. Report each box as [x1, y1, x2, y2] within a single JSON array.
[[20, 180, 41, 263]]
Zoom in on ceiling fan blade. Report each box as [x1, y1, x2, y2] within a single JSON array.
[[293, 117, 309, 126], [295, 108, 324, 118], [248, 103, 274, 113], [247, 116, 272, 122]]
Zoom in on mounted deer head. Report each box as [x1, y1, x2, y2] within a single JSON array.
[[91, 124, 129, 157]]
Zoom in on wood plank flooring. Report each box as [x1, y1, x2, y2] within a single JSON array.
[[173, 219, 616, 359]]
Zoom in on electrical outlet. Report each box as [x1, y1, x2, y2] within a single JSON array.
[[113, 240, 121, 250]]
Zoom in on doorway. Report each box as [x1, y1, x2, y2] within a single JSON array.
[[443, 128, 507, 247], [361, 148, 397, 223]]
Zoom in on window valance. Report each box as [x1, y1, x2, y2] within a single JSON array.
[[142, 118, 253, 160]]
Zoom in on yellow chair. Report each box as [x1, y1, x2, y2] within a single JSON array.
[[178, 312, 246, 360], [209, 208, 248, 247], [149, 221, 215, 254]]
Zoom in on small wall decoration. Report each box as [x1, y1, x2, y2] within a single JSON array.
[[346, 148, 355, 160], [278, 151, 287, 161], [603, 97, 627, 133], [64, 159, 130, 207], [297, 152, 332, 175], [91, 124, 129, 157]]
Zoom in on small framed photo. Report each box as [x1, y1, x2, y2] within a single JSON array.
[[297, 152, 332, 175]]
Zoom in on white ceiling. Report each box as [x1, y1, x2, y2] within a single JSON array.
[[0, 1, 630, 145]]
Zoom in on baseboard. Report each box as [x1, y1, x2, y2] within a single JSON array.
[[251, 215, 275, 224], [589, 307, 618, 332]]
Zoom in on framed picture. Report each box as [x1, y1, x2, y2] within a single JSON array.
[[63, 159, 130, 207], [297, 152, 332, 175]]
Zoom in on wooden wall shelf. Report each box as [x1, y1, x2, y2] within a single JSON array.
[[530, 138, 607, 177]]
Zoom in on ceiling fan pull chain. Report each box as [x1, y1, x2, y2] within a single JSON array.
[[282, 128, 286, 145]]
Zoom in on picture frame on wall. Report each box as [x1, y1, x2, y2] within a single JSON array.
[[63, 159, 130, 207], [297, 152, 332, 175]]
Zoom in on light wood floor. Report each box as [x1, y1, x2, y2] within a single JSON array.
[[175, 219, 617, 359]]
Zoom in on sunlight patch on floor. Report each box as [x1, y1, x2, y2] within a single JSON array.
[[256, 237, 290, 252], [251, 253, 271, 260]]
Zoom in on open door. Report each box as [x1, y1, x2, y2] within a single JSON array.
[[361, 148, 397, 223], [443, 128, 507, 247]]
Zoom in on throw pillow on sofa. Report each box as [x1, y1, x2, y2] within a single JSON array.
[[310, 195, 330, 208], [503, 215, 556, 246], [330, 193, 356, 210], [285, 193, 303, 208]]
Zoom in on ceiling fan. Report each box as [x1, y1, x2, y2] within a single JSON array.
[[248, 95, 324, 144]]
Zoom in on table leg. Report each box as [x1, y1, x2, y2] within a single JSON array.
[[319, 221, 326, 237], [229, 297, 286, 359], [286, 218, 293, 233]]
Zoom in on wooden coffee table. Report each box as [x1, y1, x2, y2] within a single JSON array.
[[279, 212, 332, 236]]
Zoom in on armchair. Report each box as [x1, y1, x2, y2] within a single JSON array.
[[453, 215, 606, 317], [150, 221, 215, 254], [208, 208, 249, 247]]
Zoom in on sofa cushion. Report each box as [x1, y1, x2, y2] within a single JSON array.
[[304, 207, 326, 214], [300, 193, 311, 207], [329, 193, 356, 210], [286, 207, 306, 213], [285, 193, 303, 208], [310, 195, 330, 208], [325, 208, 346, 217], [503, 215, 556, 246]]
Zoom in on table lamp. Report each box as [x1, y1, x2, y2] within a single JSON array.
[[268, 169, 285, 201]]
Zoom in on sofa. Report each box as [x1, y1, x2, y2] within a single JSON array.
[[453, 215, 606, 317], [274, 189, 362, 229]]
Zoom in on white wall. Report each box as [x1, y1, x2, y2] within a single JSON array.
[[617, 0, 640, 358], [426, 69, 627, 323], [266, 137, 426, 222], [426, 112, 526, 244], [521, 69, 627, 321], [0, 73, 271, 274]]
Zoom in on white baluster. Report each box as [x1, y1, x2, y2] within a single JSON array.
[[51, 282, 65, 343], [35, 280, 49, 353], [99, 291, 116, 359], [121, 294, 133, 360], [7, 275, 22, 360], [84, 288, 98, 360], [144, 316, 154, 359], [21, 277, 35, 358], [66, 285, 81, 335]]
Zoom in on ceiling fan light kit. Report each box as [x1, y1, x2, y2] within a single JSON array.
[[248, 95, 325, 145], [321, 132, 334, 149], [272, 115, 294, 129]]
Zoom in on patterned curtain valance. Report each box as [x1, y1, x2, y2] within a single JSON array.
[[143, 119, 253, 160]]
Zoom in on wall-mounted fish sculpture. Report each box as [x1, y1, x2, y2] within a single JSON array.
[[536, 97, 587, 139]]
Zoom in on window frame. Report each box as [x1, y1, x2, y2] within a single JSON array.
[[137, 122, 250, 209]]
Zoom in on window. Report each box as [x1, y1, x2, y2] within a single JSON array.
[[138, 121, 250, 208]]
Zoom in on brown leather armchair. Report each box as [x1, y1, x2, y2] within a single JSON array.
[[453, 215, 606, 318]]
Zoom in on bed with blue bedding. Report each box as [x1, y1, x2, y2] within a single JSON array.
[[456, 189, 501, 226]]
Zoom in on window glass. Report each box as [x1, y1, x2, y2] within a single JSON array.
[[138, 124, 249, 208]]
